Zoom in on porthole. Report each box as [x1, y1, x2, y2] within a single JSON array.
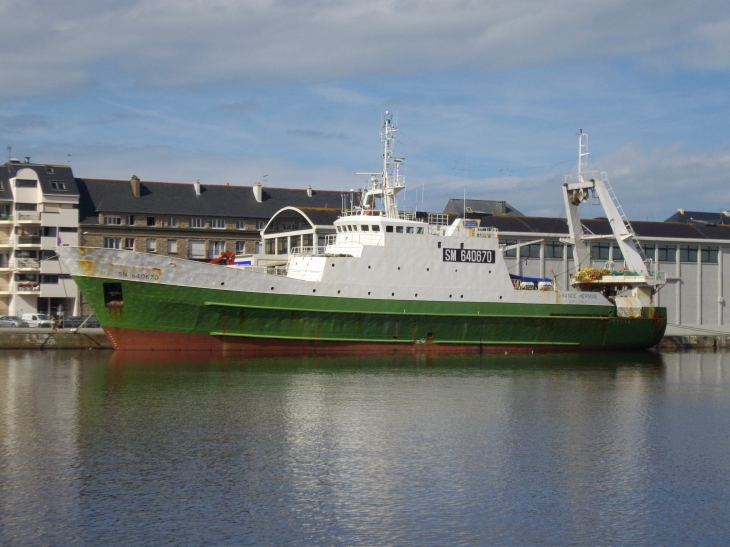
[[460, 295, 463, 299], [438, 242, 441, 249], [368, 265, 371, 269], [332, 264, 335, 267], [499, 296, 502, 299], [397, 267, 400, 270], [270, 287, 274, 291], [368, 291, 371, 295], [391, 292, 394, 296], [460, 243, 464, 249], [220, 282, 225, 286], [415, 293, 418, 297], [449, 294, 452, 298], [338, 290, 341, 294], [426, 268, 429, 271], [313, 289, 316, 293]]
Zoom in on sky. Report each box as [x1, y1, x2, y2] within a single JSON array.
[[1, 0, 730, 221]]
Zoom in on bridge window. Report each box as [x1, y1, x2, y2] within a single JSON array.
[[361, 225, 369, 232], [386, 226, 393, 233], [372, 225, 380, 232], [396, 226, 403, 233]]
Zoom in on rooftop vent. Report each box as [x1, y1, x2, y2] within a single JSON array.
[[8, 158, 20, 164], [253, 181, 262, 203], [194, 179, 201, 197]]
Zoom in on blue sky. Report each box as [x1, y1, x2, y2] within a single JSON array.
[[2, 0, 729, 220]]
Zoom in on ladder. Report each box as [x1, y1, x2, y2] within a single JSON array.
[[600, 172, 648, 265]]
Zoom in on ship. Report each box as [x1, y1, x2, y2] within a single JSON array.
[[57, 117, 666, 352]]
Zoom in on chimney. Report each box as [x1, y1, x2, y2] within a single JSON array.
[[306, 184, 312, 198], [194, 179, 201, 197], [253, 181, 262, 203], [225, 182, 230, 186], [130, 175, 141, 197], [677, 208, 685, 215]]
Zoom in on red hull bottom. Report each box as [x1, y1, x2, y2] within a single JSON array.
[[104, 326, 599, 356]]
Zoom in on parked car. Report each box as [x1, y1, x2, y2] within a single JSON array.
[[0, 315, 30, 328], [63, 315, 101, 329], [21, 313, 52, 328]]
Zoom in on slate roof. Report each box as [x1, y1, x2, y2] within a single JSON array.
[[443, 198, 523, 216], [76, 178, 349, 225], [1, 162, 79, 199], [664, 210, 730, 226], [474, 214, 730, 242]]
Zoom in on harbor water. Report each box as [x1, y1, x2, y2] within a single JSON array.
[[1, 350, 729, 546]]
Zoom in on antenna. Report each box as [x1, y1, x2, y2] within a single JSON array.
[[67, 153, 71, 165], [262, 174, 269, 184], [576, 129, 589, 178], [6, 145, 11, 161]]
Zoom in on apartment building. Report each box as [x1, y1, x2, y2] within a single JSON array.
[[76, 177, 345, 260], [0, 160, 80, 317]]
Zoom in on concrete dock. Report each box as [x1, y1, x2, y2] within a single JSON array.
[[0, 328, 112, 349]]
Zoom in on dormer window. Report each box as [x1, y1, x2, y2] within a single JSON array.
[[50, 181, 67, 190], [46, 167, 54, 174]]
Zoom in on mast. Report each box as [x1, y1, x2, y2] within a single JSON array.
[[356, 112, 405, 218]]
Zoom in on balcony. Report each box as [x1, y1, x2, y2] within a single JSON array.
[[16, 236, 41, 247], [17, 212, 41, 223], [12, 258, 40, 270], [16, 282, 40, 292], [0, 238, 12, 248]]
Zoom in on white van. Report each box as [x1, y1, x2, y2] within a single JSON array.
[[21, 313, 52, 328]]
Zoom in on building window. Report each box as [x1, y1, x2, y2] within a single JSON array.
[[255, 220, 265, 230], [592, 243, 610, 261], [40, 250, 58, 261], [642, 244, 656, 259], [104, 237, 121, 249], [237, 220, 246, 230], [168, 217, 177, 227], [105, 216, 121, 225], [255, 241, 263, 254], [190, 218, 204, 228], [123, 238, 135, 250], [265, 239, 275, 254], [42, 227, 57, 237], [0, 182, 3, 191], [701, 246, 719, 264], [126, 215, 135, 225], [277, 238, 288, 254], [658, 245, 676, 262], [40, 274, 59, 284], [211, 218, 225, 229], [15, 203, 37, 211], [167, 240, 178, 254], [146, 239, 156, 252], [50, 181, 67, 190], [235, 241, 245, 253], [15, 179, 37, 188], [209, 241, 225, 258], [612, 245, 624, 261], [147, 217, 156, 227], [679, 245, 698, 263], [189, 240, 206, 258], [544, 241, 563, 259], [60, 227, 77, 232]]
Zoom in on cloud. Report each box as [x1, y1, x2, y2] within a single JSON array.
[[286, 128, 346, 140], [1, 0, 729, 97], [404, 142, 730, 221]]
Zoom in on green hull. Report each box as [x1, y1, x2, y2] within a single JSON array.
[[75, 275, 667, 351]]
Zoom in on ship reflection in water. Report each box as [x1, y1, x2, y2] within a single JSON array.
[[1, 350, 728, 546]]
